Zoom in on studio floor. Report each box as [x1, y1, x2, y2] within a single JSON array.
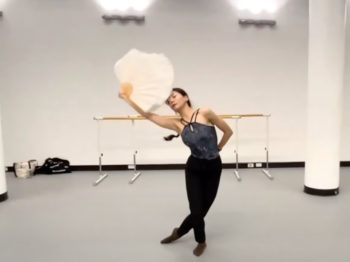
[[1, 167, 350, 262]]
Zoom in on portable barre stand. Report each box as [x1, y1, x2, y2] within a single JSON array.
[[229, 114, 272, 182], [93, 116, 142, 186], [92, 114, 272, 185]]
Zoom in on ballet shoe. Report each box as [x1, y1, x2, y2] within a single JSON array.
[[160, 228, 180, 244], [193, 242, 207, 256]]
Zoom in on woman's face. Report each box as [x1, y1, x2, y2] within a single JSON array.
[[167, 91, 189, 112]]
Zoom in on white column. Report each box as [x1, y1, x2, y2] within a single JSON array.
[[0, 105, 8, 202], [305, 0, 347, 196]]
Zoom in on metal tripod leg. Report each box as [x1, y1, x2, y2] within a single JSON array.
[[129, 150, 141, 184], [233, 117, 241, 181], [93, 153, 108, 186], [234, 150, 241, 181], [262, 148, 273, 180], [93, 119, 108, 186], [261, 115, 273, 180]]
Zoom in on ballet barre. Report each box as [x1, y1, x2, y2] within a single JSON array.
[[92, 113, 271, 185], [94, 114, 265, 121], [230, 114, 272, 181]]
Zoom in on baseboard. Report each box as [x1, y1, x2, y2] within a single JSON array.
[[0, 192, 8, 202], [304, 186, 339, 196], [341, 161, 350, 167], [6, 161, 350, 172]]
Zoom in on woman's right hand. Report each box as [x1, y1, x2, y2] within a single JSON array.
[[119, 82, 133, 100], [118, 91, 129, 100]]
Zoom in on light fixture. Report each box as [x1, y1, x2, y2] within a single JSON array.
[[101, 14, 145, 24], [96, 0, 154, 24], [96, 0, 153, 12], [238, 19, 276, 27], [235, 0, 278, 14]]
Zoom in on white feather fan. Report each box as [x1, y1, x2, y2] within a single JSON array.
[[114, 49, 174, 112]]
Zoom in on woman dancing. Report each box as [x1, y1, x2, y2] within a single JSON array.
[[119, 87, 233, 256]]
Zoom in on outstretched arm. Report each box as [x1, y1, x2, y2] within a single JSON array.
[[119, 92, 179, 132], [202, 108, 233, 151]]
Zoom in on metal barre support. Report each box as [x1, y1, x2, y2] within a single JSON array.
[[262, 147, 273, 180], [234, 150, 241, 181], [233, 117, 241, 181], [129, 150, 142, 184], [93, 153, 109, 186], [93, 119, 109, 186], [129, 172, 141, 184], [261, 115, 273, 180]]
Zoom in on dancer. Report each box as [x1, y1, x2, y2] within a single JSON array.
[[119, 87, 233, 256]]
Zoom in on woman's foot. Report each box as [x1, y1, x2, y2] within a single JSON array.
[[193, 242, 207, 256], [160, 228, 180, 244]]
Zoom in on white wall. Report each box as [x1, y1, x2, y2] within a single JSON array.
[[0, 0, 348, 166]]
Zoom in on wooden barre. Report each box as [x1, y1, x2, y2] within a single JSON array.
[[94, 114, 269, 120]]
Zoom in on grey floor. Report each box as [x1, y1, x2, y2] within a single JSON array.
[[1, 167, 350, 262]]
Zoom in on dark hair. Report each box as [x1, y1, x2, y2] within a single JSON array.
[[163, 133, 180, 141], [166, 87, 192, 107], [163, 87, 191, 141]]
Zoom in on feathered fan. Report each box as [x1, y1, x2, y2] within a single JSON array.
[[114, 49, 175, 112]]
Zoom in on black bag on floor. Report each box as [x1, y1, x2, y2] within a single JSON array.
[[34, 158, 71, 174]]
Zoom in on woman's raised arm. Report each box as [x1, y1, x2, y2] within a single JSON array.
[[119, 92, 179, 132]]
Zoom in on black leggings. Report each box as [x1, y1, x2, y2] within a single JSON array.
[[177, 155, 222, 243]]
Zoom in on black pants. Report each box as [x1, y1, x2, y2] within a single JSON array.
[[177, 155, 222, 243]]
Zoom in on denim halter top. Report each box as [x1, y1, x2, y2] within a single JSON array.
[[180, 109, 219, 160]]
